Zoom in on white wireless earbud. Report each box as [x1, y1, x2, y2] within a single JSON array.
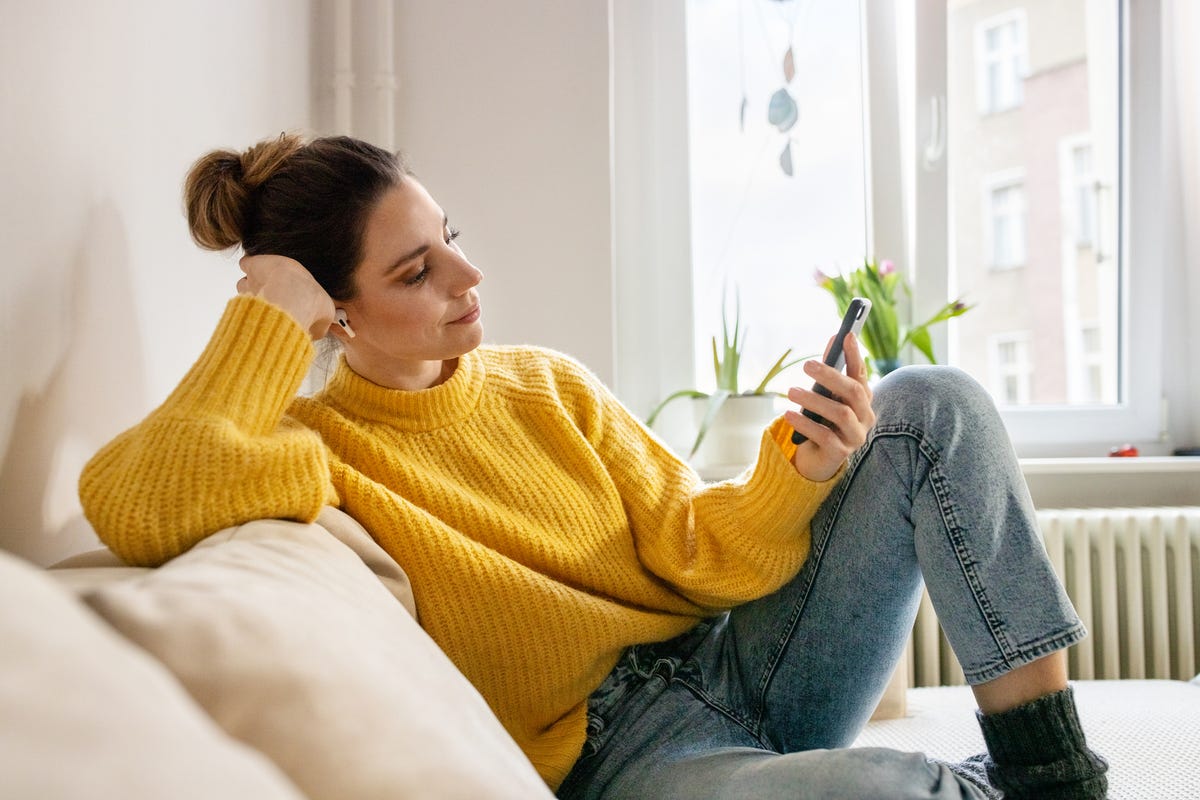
[[335, 309, 356, 338]]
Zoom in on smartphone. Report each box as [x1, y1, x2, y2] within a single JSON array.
[[791, 297, 872, 445]]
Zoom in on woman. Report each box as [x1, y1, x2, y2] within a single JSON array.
[[80, 134, 1107, 799]]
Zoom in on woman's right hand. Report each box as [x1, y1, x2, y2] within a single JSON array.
[[237, 254, 337, 341]]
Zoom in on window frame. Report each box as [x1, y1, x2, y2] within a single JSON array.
[[911, 0, 1164, 457]]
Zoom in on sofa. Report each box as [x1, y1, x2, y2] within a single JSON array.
[[1, 508, 554, 799], [3, 507, 1197, 798]]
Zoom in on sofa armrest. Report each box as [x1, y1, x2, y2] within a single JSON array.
[[80, 512, 554, 800]]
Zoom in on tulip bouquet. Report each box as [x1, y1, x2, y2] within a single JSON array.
[[815, 259, 974, 376]]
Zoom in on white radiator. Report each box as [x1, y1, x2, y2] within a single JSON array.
[[909, 506, 1200, 687]]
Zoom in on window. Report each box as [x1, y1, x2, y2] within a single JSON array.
[[613, 0, 1168, 457], [922, 0, 1164, 452], [1079, 323, 1108, 403], [948, 1, 1120, 412], [984, 172, 1026, 269], [990, 333, 1032, 405], [1066, 139, 1097, 248], [975, 10, 1028, 114], [683, 0, 866, 393]]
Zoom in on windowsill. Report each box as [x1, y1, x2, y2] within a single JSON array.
[[699, 456, 1200, 509], [1020, 455, 1200, 475], [1019, 456, 1200, 509]]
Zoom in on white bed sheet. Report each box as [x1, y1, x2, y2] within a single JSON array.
[[853, 680, 1200, 799]]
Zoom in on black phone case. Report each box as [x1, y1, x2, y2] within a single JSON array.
[[791, 298, 870, 445]]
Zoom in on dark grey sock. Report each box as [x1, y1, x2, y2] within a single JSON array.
[[940, 753, 1000, 799], [975, 686, 1109, 799]]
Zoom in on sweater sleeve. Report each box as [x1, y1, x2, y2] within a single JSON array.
[[78, 295, 338, 566], [557, 356, 842, 611]]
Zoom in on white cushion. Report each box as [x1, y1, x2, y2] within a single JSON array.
[[83, 511, 555, 800], [0, 549, 303, 800]]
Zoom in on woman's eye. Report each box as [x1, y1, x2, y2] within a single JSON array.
[[404, 265, 430, 286], [446, 227, 461, 245]]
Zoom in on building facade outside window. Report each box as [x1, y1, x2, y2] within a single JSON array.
[[949, 0, 1118, 409]]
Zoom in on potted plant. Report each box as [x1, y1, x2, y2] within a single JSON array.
[[815, 259, 974, 376], [647, 289, 813, 467]]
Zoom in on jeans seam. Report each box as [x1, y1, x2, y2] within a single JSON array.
[[962, 621, 1087, 683], [673, 673, 772, 747], [744, 419, 1028, 729], [873, 422, 1023, 670], [742, 436, 868, 744]]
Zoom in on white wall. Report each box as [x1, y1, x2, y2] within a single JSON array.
[[0, 0, 315, 565], [0, 0, 615, 566], [383, 0, 615, 383]]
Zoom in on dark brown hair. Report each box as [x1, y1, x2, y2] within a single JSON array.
[[184, 133, 408, 300]]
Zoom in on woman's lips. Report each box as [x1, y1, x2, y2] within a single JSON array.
[[450, 304, 481, 324]]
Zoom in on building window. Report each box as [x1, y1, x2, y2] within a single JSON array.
[[975, 10, 1028, 114], [1080, 323, 1104, 403], [984, 173, 1026, 269], [991, 333, 1032, 405], [1068, 140, 1097, 248]]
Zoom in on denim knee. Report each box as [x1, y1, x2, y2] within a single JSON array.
[[872, 366, 1002, 444]]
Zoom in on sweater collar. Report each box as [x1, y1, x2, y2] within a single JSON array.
[[322, 348, 486, 430]]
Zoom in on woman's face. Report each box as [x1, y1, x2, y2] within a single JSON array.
[[340, 178, 484, 390]]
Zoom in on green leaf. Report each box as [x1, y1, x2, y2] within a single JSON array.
[[690, 389, 732, 458], [916, 299, 975, 328], [907, 326, 936, 364], [646, 389, 709, 428], [751, 349, 817, 394]]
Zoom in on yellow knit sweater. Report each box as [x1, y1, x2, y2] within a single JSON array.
[[79, 295, 839, 789]]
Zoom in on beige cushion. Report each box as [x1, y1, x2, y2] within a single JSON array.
[[83, 511, 554, 800], [0, 550, 304, 800]]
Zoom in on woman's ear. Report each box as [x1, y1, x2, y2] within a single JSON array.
[[334, 308, 356, 339]]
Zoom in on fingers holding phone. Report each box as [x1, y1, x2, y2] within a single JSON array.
[[786, 337, 874, 473], [786, 299, 876, 481]]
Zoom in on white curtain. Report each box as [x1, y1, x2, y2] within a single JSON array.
[[1165, 0, 1200, 446]]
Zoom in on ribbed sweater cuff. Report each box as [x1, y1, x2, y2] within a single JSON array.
[[161, 295, 314, 433], [731, 420, 842, 546]]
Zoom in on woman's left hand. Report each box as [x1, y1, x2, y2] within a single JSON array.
[[784, 332, 875, 482]]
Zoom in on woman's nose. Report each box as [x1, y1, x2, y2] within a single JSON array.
[[454, 256, 483, 294]]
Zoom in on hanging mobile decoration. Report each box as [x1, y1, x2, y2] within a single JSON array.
[[769, 8, 801, 174], [780, 141, 794, 176], [767, 88, 798, 132], [767, 41, 798, 175], [736, 0, 807, 175]]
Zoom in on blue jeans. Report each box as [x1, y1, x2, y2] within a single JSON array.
[[557, 366, 1085, 800]]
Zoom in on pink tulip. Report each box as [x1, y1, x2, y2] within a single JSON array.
[[878, 259, 896, 276]]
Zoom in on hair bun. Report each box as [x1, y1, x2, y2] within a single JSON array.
[[184, 132, 306, 250]]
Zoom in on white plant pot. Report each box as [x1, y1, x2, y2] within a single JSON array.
[[690, 394, 780, 476]]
